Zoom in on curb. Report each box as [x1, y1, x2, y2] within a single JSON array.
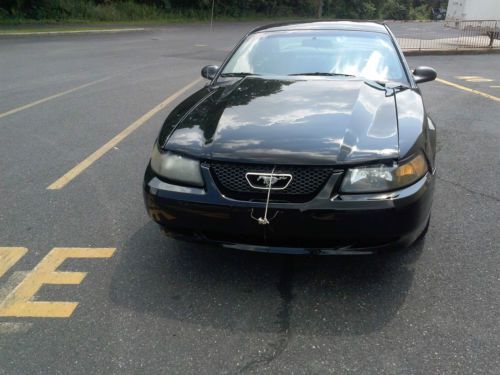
[[0, 27, 146, 36], [403, 48, 500, 56]]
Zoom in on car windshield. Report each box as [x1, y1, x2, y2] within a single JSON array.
[[221, 30, 407, 84]]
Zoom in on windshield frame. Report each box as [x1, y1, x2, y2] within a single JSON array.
[[213, 27, 412, 87]]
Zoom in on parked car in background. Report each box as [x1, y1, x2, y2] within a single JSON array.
[[431, 7, 447, 20]]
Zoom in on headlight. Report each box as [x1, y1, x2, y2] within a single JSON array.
[[150, 144, 204, 187], [340, 154, 428, 193]]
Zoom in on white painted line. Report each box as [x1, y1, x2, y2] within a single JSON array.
[[455, 75, 493, 83], [466, 78, 493, 82], [0, 272, 28, 302], [0, 247, 27, 278], [0, 322, 33, 334]]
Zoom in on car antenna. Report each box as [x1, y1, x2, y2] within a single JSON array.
[[251, 167, 276, 225]]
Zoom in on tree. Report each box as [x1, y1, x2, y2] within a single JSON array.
[[381, 0, 410, 20]]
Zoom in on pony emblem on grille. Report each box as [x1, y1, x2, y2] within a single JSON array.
[[245, 172, 293, 190]]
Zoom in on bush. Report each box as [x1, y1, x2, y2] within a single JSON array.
[[362, 2, 377, 19], [0, 0, 436, 23]]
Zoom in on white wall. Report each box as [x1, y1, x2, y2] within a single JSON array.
[[446, 0, 500, 20]]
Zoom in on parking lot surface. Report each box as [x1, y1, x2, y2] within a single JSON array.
[[0, 23, 499, 374]]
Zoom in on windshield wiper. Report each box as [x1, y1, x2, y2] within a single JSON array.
[[288, 72, 356, 77], [220, 72, 260, 77], [364, 80, 410, 96]]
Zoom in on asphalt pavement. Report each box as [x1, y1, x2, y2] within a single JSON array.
[[0, 23, 499, 374]]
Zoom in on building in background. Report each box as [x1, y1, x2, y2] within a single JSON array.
[[446, 0, 500, 21]]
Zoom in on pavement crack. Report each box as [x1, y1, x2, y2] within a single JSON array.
[[436, 175, 499, 202], [237, 257, 294, 374], [276, 256, 294, 339]]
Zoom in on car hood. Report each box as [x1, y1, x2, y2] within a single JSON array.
[[165, 77, 401, 165]]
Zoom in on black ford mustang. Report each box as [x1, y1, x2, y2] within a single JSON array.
[[143, 21, 437, 254]]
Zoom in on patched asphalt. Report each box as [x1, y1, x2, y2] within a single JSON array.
[[0, 23, 499, 375]]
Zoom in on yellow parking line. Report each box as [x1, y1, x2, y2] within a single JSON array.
[[0, 247, 116, 318], [47, 78, 202, 190], [0, 76, 111, 121], [436, 78, 500, 102], [4, 28, 145, 36]]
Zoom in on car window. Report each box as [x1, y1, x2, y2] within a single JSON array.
[[222, 30, 407, 84]]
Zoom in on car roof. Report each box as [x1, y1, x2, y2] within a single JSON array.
[[252, 21, 389, 35]]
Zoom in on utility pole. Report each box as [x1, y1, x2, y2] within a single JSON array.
[[210, 0, 215, 31], [317, 0, 323, 19]]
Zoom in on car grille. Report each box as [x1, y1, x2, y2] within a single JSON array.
[[206, 161, 336, 202]]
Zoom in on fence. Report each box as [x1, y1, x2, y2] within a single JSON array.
[[393, 20, 500, 51]]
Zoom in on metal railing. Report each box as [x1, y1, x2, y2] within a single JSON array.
[[392, 20, 500, 51]]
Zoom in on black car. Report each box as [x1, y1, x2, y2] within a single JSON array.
[[143, 21, 437, 255]]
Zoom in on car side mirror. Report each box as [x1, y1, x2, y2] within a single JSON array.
[[201, 65, 219, 80], [413, 66, 437, 84]]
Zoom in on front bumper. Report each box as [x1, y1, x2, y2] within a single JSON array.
[[143, 164, 434, 254]]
